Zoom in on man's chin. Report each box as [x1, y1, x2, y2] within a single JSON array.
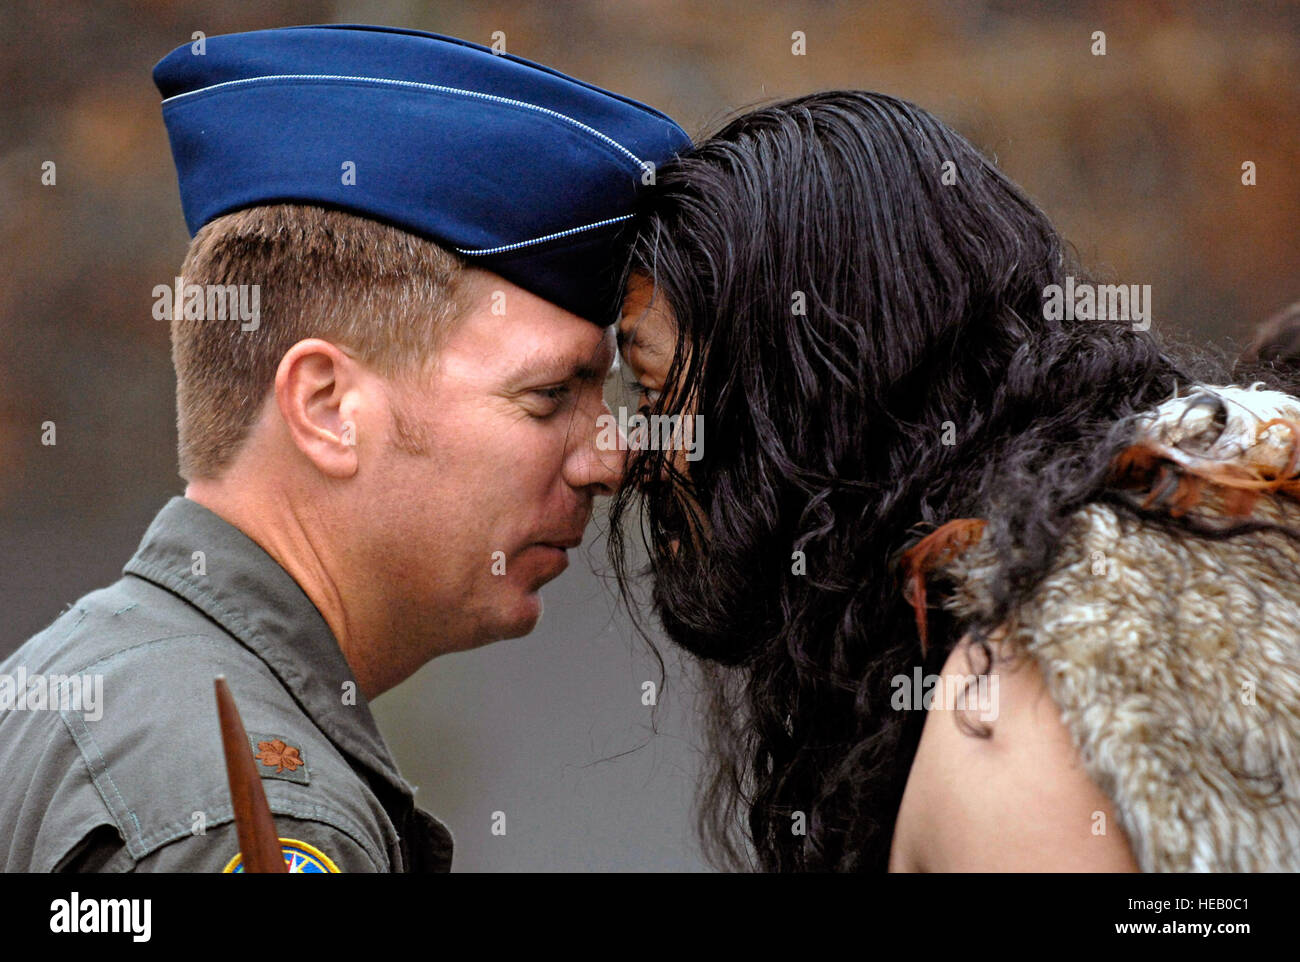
[[495, 590, 544, 641], [496, 545, 572, 633], [471, 557, 567, 645]]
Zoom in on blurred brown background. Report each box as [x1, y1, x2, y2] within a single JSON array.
[[1, 0, 1297, 870]]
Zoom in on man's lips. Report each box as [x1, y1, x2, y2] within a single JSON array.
[[531, 539, 577, 580]]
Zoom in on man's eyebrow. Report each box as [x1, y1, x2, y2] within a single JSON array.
[[508, 345, 613, 386]]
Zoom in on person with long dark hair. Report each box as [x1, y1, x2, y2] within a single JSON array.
[[608, 90, 1300, 872]]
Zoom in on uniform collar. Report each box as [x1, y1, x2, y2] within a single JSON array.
[[123, 496, 416, 802]]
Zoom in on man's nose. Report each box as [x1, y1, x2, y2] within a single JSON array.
[[565, 400, 627, 496]]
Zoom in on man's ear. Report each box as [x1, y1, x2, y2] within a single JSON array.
[[274, 339, 363, 479]]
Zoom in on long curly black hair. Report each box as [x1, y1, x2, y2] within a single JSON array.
[[607, 90, 1300, 872]]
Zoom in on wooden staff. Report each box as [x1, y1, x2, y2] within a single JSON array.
[[214, 676, 287, 873]]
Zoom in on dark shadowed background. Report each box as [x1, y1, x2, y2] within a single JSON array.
[[2, 0, 1297, 871]]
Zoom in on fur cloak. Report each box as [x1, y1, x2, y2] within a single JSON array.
[[934, 384, 1300, 871]]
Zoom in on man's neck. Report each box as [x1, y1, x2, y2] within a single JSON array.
[[184, 479, 383, 700]]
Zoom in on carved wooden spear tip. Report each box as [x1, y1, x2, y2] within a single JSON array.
[[215, 676, 288, 873]]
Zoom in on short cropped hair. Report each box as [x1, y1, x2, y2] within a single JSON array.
[[172, 204, 468, 480]]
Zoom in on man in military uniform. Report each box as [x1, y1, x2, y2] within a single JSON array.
[[0, 24, 689, 872]]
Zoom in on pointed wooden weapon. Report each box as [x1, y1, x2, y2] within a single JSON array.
[[214, 676, 288, 873]]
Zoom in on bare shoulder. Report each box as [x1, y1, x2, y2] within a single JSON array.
[[888, 629, 1139, 872]]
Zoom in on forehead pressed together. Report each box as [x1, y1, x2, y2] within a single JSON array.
[[616, 273, 678, 386]]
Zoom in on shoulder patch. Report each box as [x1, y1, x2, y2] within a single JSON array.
[[222, 838, 341, 873], [247, 732, 309, 785]]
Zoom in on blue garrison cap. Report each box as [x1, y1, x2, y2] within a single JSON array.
[[153, 24, 690, 324]]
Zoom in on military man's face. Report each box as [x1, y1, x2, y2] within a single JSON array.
[[366, 269, 623, 652]]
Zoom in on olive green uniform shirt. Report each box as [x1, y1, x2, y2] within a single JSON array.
[[0, 497, 454, 872]]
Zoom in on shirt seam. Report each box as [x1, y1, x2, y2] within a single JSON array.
[[60, 709, 145, 855]]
